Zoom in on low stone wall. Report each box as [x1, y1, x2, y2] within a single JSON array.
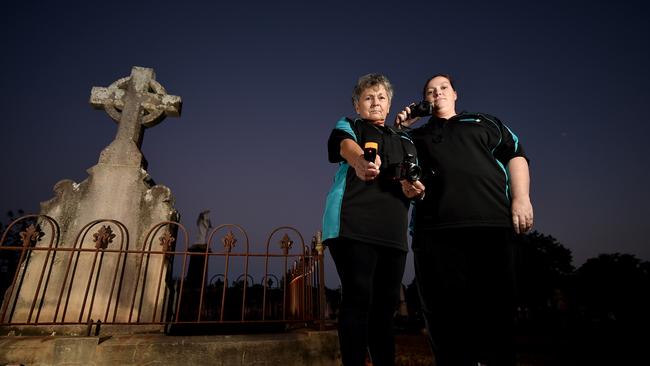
[[0, 330, 340, 366]]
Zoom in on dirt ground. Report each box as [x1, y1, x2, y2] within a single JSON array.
[[394, 333, 435, 366], [392, 332, 580, 366]]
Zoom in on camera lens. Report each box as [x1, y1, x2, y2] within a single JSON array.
[[407, 164, 422, 182]]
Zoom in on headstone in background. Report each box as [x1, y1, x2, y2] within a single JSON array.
[[5, 66, 182, 324]]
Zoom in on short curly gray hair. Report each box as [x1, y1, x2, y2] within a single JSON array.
[[351, 73, 393, 106]]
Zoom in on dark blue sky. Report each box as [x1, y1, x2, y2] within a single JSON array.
[[2, 0, 649, 286]]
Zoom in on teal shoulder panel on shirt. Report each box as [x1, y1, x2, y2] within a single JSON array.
[[322, 163, 349, 241], [334, 117, 357, 142]]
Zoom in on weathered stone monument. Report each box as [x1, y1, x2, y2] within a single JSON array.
[[5, 66, 182, 324], [196, 210, 212, 244], [179, 210, 214, 321], [0, 66, 342, 366]]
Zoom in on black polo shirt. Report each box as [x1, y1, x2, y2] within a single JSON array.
[[322, 117, 417, 251], [409, 112, 528, 233]]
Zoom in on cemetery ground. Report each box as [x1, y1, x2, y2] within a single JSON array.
[[393, 322, 643, 366]]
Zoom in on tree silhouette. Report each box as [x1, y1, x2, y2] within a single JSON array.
[[515, 231, 575, 327], [570, 253, 650, 364], [575, 253, 650, 325], [1, 209, 36, 300]]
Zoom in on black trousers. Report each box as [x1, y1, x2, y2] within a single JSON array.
[[328, 238, 407, 366], [413, 227, 517, 366]]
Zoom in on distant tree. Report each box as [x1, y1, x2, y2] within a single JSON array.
[[1, 209, 35, 301], [1, 209, 41, 246], [1, 210, 25, 240], [572, 253, 650, 364], [515, 231, 575, 325], [575, 253, 650, 326]]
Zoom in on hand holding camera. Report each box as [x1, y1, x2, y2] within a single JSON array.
[[408, 100, 433, 118], [387, 153, 422, 182], [401, 179, 426, 200], [397, 153, 426, 199], [395, 100, 433, 129]]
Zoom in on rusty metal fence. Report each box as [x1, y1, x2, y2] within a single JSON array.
[[0, 215, 327, 332]]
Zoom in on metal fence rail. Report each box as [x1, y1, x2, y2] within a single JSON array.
[[0, 215, 326, 331]]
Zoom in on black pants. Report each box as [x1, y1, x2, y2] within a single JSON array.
[[328, 238, 407, 366], [413, 227, 517, 366]]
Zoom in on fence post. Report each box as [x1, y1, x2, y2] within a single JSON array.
[[314, 231, 326, 330]]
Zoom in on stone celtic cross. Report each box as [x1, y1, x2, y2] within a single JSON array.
[[90, 66, 182, 166]]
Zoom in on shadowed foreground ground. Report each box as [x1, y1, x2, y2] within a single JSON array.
[[393, 333, 557, 366], [394, 333, 434, 366], [393, 327, 645, 366]]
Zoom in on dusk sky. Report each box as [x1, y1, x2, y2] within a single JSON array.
[[2, 0, 649, 286]]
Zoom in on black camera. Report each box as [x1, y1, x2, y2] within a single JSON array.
[[388, 154, 422, 182], [409, 100, 433, 118]]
